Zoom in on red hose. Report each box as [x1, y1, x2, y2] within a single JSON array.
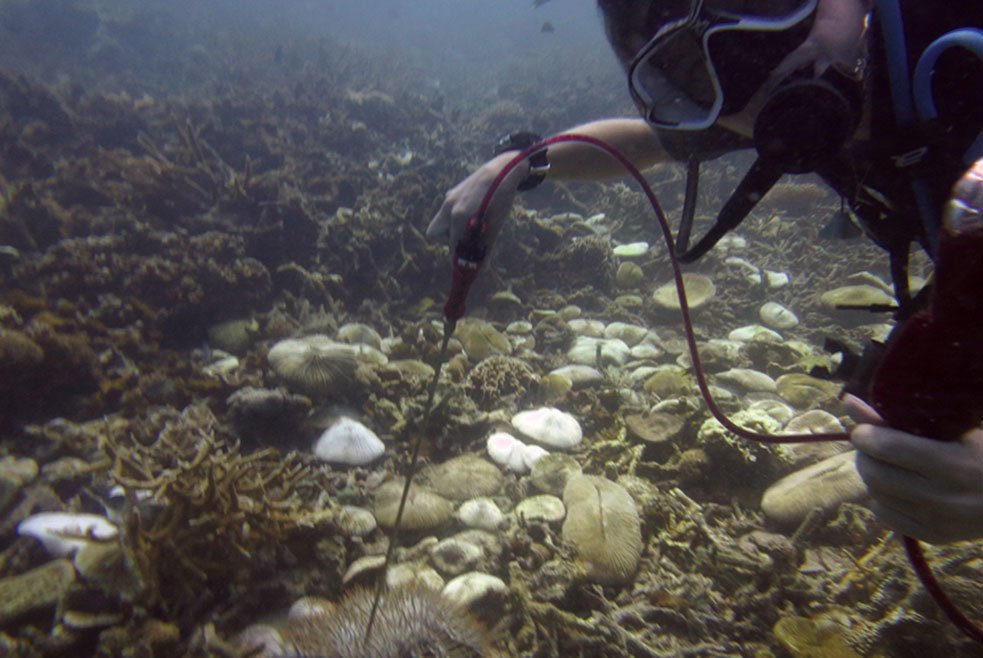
[[470, 133, 983, 643]]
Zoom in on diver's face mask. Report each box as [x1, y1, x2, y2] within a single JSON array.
[[623, 0, 867, 263], [627, 0, 819, 130]]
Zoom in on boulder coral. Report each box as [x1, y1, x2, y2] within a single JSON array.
[[419, 456, 505, 502], [464, 354, 537, 410], [374, 479, 454, 531]]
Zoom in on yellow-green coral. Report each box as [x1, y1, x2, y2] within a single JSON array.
[[697, 409, 784, 464], [774, 616, 862, 658], [0, 559, 75, 625]]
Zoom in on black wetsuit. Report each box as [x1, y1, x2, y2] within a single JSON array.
[[658, 1, 983, 310]]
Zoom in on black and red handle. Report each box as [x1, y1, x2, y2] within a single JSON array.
[[866, 162, 983, 643], [443, 216, 487, 323], [869, 172, 983, 440]]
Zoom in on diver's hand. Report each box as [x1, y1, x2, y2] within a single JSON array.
[[426, 152, 529, 252], [946, 156, 983, 231], [843, 394, 983, 544]]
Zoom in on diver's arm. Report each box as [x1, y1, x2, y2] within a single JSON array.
[[540, 117, 671, 180], [427, 117, 669, 248]]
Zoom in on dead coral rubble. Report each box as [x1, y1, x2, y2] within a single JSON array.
[[24, 229, 271, 339], [0, 319, 100, 430]]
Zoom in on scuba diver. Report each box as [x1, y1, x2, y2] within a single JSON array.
[[427, 0, 983, 544]]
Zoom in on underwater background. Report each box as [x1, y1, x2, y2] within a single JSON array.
[[0, 1, 980, 656]]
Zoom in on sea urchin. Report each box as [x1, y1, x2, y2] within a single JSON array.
[[280, 583, 490, 658]]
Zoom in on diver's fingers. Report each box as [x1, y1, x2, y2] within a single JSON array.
[[426, 200, 452, 241], [863, 459, 983, 542], [850, 422, 955, 476], [866, 498, 951, 545], [950, 157, 983, 212], [855, 449, 933, 504], [841, 393, 884, 425]]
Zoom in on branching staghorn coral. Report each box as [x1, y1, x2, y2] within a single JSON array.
[[99, 404, 339, 619], [830, 532, 983, 653]]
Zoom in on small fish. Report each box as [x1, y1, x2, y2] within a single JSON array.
[[532, 0, 552, 7], [541, 21, 555, 33], [861, 184, 893, 210], [818, 209, 863, 240], [411, 297, 436, 315]]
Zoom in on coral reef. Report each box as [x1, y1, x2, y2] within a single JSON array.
[[0, 319, 99, 428], [0, 5, 978, 657], [23, 229, 272, 341]]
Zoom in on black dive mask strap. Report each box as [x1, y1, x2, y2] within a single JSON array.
[[674, 66, 862, 262], [676, 157, 784, 263], [674, 158, 702, 258]]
